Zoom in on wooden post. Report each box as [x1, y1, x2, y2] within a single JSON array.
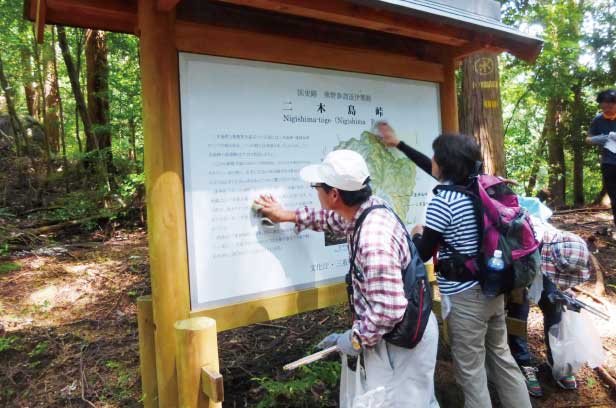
[[440, 56, 459, 133], [137, 296, 158, 408], [137, 1, 190, 406], [34, 0, 46, 44], [175, 317, 223, 408]]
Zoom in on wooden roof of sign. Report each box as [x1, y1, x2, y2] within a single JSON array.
[[24, 0, 542, 63]]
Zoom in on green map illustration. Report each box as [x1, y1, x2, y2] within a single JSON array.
[[335, 131, 416, 222]]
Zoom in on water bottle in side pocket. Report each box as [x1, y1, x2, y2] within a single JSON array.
[[483, 250, 505, 298]]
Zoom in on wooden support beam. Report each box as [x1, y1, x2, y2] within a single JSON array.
[[34, 0, 46, 43], [191, 282, 348, 332], [201, 367, 224, 403], [191, 264, 434, 333], [439, 56, 459, 133], [158, 0, 181, 12], [138, 0, 190, 406], [175, 22, 444, 83], [213, 0, 470, 47], [175, 318, 222, 408], [452, 44, 503, 62], [137, 296, 158, 408], [40, 0, 136, 34], [211, 0, 541, 63]]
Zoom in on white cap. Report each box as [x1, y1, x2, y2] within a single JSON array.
[[299, 150, 370, 191], [494, 250, 503, 258]]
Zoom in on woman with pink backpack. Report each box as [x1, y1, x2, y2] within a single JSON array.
[[377, 124, 532, 408]]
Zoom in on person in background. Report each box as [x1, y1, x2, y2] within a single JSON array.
[[585, 89, 616, 232], [382, 129, 531, 408], [507, 214, 590, 396], [255, 149, 440, 407]]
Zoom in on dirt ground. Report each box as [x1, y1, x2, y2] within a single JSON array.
[[1, 209, 616, 407]]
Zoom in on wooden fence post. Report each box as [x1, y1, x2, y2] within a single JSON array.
[[137, 295, 158, 407], [175, 317, 223, 408]]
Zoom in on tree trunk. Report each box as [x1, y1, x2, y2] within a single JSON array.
[[571, 82, 585, 207], [460, 52, 506, 176], [74, 28, 85, 153], [57, 26, 90, 154], [31, 29, 46, 125], [31, 28, 52, 167], [545, 97, 566, 208], [86, 30, 112, 165], [526, 132, 547, 196], [129, 116, 137, 164], [20, 47, 40, 119], [51, 27, 69, 193], [0, 52, 27, 155], [44, 37, 61, 154]]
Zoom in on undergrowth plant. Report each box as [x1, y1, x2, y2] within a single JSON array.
[[253, 360, 340, 407]]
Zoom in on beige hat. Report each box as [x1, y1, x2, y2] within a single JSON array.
[[299, 150, 370, 191]]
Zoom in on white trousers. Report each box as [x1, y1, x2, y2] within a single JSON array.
[[358, 313, 440, 407]]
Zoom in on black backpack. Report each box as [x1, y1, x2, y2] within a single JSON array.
[[346, 205, 432, 349]]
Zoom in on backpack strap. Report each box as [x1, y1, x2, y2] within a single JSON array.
[[431, 179, 485, 275], [348, 205, 388, 282], [346, 204, 427, 318], [347, 205, 388, 318]]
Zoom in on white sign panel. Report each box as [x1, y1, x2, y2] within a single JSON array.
[[179, 53, 440, 311]]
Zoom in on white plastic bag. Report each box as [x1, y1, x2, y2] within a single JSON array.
[[527, 270, 544, 305], [605, 131, 616, 154], [548, 309, 606, 378], [340, 354, 388, 408]]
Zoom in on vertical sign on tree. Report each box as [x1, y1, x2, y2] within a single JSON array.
[[460, 52, 506, 176]]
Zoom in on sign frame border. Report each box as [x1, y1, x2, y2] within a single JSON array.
[[175, 22, 445, 331]]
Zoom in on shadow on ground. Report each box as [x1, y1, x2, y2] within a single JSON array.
[[1, 210, 616, 407]]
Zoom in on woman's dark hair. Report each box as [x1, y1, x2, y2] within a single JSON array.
[[432, 133, 482, 185], [597, 89, 616, 104], [321, 178, 372, 206]]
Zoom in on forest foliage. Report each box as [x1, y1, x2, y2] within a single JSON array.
[[0, 0, 614, 247], [499, 0, 616, 206], [0, 0, 142, 216]]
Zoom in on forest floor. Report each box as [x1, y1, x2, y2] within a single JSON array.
[[1, 208, 616, 407]]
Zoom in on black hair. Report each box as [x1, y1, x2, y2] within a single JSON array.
[[432, 133, 482, 185], [597, 89, 616, 104], [321, 178, 372, 206]]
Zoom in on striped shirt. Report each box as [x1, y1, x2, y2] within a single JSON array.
[[425, 188, 480, 295], [295, 196, 409, 347]]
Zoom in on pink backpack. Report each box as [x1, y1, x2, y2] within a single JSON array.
[[435, 175, 541, 293]]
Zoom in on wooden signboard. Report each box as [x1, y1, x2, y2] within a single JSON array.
[[22, 0, 541, 406]]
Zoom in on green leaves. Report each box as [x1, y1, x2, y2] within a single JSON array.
[[253, 360, 340, 407], [500, 0, 613, 203]]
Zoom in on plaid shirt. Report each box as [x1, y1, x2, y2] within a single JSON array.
[[538, 222, 590, 290], [295, 196, 408, 347]]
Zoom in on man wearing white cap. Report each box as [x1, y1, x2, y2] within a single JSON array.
[[256, 149, 440, 407]]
